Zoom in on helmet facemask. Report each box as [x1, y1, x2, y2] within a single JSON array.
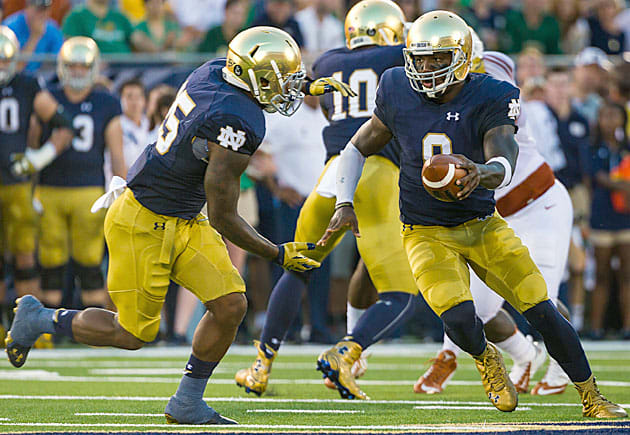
[[256, 60, 305, 116], [404, 46, 468, 98], [60, 61, 98, 91]]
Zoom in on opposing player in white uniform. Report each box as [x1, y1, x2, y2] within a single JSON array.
[[414, 33, 572, 396]]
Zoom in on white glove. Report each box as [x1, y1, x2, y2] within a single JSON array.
[[91, 176, 127, 213]]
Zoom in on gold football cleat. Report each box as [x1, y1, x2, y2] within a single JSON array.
[[473, 342, 518, 412], [575, 375, 628, 418], [34, 333, 54, 349], [317, 340, 369, 400], [234, 340, 276, 396]]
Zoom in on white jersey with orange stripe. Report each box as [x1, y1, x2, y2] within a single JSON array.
[[482, 51, 547, 200]]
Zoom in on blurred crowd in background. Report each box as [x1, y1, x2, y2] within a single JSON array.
[[1, 0, 630, 347]]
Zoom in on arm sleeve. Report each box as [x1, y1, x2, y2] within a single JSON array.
[[373, 70, 395, 131], [196, 114, 263, 156], [478, 86, 520, 137]]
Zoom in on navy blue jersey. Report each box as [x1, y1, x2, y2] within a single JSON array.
[[127, 59, 266, 219], [39, 86, 121, 187], [547, 105, 590, 190], [375, 70, 520, 226], [589, 143, 630, 231], [312, 44, 404, 165], [0, 73, 41, 185]]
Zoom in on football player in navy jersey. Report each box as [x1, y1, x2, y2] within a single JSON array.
[[31, 37, 126, 312], [235, 0, 415, 400], [6, 27, 353, 425], [318, 11, 626, 418], [0, 26, 73, 335]]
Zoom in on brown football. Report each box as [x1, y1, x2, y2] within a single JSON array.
[[421, 154, 468, 202]]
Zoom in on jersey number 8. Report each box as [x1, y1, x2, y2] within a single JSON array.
[[422, 133, 453, 161]]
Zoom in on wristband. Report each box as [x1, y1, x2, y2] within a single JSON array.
[[25, 142, 57, 171], [334, 201, 354, 210], [274, 244, 285, 266], [486, 156, 512, 189]]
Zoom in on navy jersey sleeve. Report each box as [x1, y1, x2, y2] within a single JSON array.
[[374, 69, 396, 131], [196, 114, 263, 156], [477, 85, 520, 137]]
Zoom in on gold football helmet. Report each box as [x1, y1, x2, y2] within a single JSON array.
[[404, 10, 472, 96], [57, 36, 100, 91], [0, 26, 19, 86], [469, 26, 485, 73], [223, 26, 305, 116], [344, 0, 406, 50]]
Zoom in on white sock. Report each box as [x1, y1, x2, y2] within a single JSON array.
[[442, 333, 462, 357], [494, 330, 535, 365], [571, 304, 584, 331], [347, 303, 366, 335]]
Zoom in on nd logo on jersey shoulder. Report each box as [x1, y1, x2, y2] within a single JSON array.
[[508, 99, 520, 120], [217, 125, 246, 151]]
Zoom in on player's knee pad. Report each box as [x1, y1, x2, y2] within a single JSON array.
[[13, 263, 39, 281], [75, 264, 104, 291], [41, 265, 67, 291]]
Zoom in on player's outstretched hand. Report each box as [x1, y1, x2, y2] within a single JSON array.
[[453, 154, 480, 200], [307, 77, 357, 97], [318, 205, 360, 246], [275, 242, 321, 273]]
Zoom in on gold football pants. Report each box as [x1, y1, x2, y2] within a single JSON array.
[[296, 155, 417, 294], [105, 189, 245, 342], [0, 182, 37, 255], [402, 213, 549, 316], [37, 185, 105, 268]]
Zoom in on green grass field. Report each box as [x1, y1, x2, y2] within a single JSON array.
[[0, 342, 628, 433]]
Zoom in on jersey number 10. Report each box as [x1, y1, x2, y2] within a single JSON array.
[[330, 69, 378, 121]]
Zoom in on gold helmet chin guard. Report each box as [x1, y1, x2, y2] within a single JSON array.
[[344, 0, 406, 50], [0, 26, 19, 86], [57, 36, 100, 91], [404, 10, 472, 97], [223, 26, 305, 117]]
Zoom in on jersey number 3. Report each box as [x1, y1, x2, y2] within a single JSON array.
[[156, 83, 196, 155]]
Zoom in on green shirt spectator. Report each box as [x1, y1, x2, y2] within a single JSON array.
[[133, 0, 185, 53], [135, 19, 181, 50], [503, 3, 562, 54], [198, 0, 248, 55], [62, 0, 134, 53]]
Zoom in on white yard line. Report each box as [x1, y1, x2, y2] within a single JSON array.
[[17, 341, 630, 360], [412, 405, 532, 411], [245, 409, 363, 413], [0, 361, 622, 373], [1, 395, 628, 408], [0, 422, 551, 431], [2, 371, 629, 388], [75, 413, 163, 417]]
